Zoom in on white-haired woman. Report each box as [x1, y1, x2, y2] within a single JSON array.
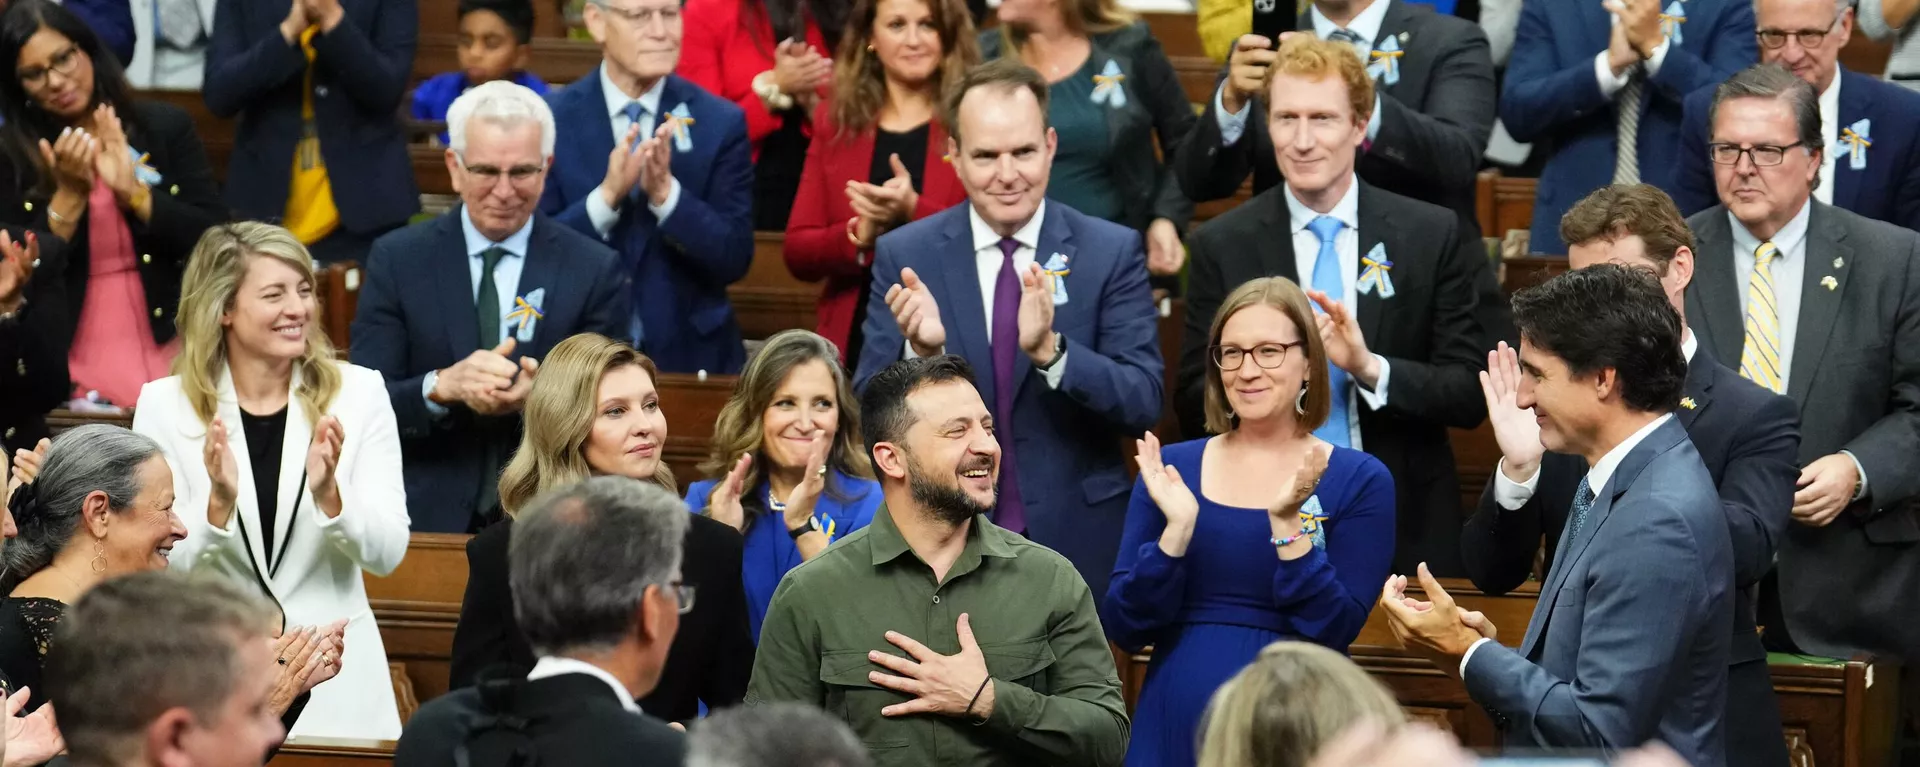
[[132, 222, 410, 740]]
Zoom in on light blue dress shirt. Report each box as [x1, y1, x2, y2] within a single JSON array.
[[583, 65, 682, 237], [1216, 0, 1389, 146], [421, 207, 535, 417]]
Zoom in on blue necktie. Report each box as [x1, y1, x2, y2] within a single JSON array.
[[622, 101, 649, 152], [1567, 478, 1596, 542], [1307, 215, 1351, 448], [621, 101, 650, 349]]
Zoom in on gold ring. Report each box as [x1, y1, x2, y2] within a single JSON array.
[[817, 466, 828, 477]]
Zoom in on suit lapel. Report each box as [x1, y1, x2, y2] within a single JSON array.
[[1676, 341, 1715, 430], [434, 212, 483, 357], [516, 220, 562, 352], [270, 365, 313, 582], [935, 212, 993, 403], [1257, 192, 1299, 283], [1833, 69, 1868, 213], [215, 368, 273, 583], [1353, 185, 1388, 343], [1373, 0, 1413, 97], [1787, 204, 1850, 406], [1689, 211, 1745, 364]]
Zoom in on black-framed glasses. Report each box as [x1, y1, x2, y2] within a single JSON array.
[[1211, 342, 1303, 371], [1708, 142, 1807, 167], [598, 2, 682, 27], [668, 580, 696, 615], [457, 157, 545, 186], [18, 46, 82, 90], [1756, 17, 1840, 49]]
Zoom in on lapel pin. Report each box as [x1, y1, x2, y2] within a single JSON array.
[[1358, 243, 1396, 298], [1821, 275, 1838, 291], [1680, 396, 1697, 410], [1042, 253, 1071, 305], [1090, 60, 1128, 109], [1398, 32, 1408, 42], [1833, 256, 1844, 268]]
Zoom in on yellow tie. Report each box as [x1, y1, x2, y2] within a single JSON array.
[[1740, 241, 1786, 394]]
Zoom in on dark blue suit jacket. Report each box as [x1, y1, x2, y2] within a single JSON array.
[[1674, 67, 1920, 230], [203, 0, 420, 236], [348, 210, 630, 532], [540, 70, 754, 375], [852, 202, 1165, 601], [67, 0, 135, 66], [1501, 0, 1755, 254]]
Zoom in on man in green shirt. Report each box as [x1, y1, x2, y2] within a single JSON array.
[[746, 355, 1129, 767]]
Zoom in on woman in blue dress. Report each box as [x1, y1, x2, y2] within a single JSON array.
[[1105, 276, 1397, 767], [684, 330, 883, 640]]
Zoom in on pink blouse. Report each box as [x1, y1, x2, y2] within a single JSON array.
[[67, 182, 177, 407]]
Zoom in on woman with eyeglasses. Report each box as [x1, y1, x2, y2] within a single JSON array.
[[450, 333, 755, 724], [1103, 276, 1396, 767], [0, 0, 226, 413]]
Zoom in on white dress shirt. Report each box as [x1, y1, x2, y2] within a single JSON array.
[[584, 64, 682, 238], [1593, 15, 1673, 96], [1214, 0, 1389, 146], [1462, 413, 1677, 676], [527, 656, 643, 713], [1493, 331, 1695, 508], [1284, 178, 1393, 448], [1729, 201, 1810, 387], [1817, 66, 1841, 206], [903, 202, 1068, 390], [420, 208, 536, 417]]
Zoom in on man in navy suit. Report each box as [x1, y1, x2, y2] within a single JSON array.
[[853, 58, 1164, 602], [204, 0, 421, 264], [1387, 265, 1734, 766], [352, 82, 629, 534], [1674, 0, 1920, 231], [1502, 0, 1755, 254], [1462, 184, 1798, 767], [539, 0, 754, 375]]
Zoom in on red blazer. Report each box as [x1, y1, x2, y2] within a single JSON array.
[[679, 0, 828, 157], [784, 113, 966, 358]]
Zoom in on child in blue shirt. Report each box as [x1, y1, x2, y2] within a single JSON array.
[[412, 0, 550, 144]]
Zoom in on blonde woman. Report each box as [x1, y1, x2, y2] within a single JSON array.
[[1196, 641, 1406, 767], [131, 222, 409, 740], [683, 329, 879, 640], [449, 333, 754, 724], [1106, 277, 1395, 767]]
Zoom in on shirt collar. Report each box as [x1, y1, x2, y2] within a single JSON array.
[[1285, 176, 1361, 234], [866, 503, 1018, 569], [968, 199, 1047, 254], [1682, 327, 1697, 363], [600, 63, 666, 121], [1586, 413, 1674, 498], [1727, 197, 1812, 261], [1821, 63, 1842, 106], [459, 205, 535, 258], [1311, 0, 1391, 46], [527, 656, 643, 713]]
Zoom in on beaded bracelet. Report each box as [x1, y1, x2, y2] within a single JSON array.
[[1270, 532, 1308, 548]]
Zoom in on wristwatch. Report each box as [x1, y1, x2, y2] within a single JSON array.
[[788, 515, 821, 540], [1034, 333, 1068, 371]]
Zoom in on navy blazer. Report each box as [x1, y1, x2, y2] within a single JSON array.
[[852, 202, 1165, 602], [348, 210, 630, 533], [1463, 418, 1734, 767], [203, 0, 420, 235], [1674, 67, 1920, 230], [540, 70, 755, 375], [1501, 0, 1755, 254]]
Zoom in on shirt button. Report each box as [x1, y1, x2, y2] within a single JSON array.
[[316, 85, 329, 97], [3, 428, 14, 441], [931, 595, 941, 604], [152, 307, 163, 317]]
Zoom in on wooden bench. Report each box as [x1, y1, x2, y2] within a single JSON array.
[[269, 738, 399, 766]]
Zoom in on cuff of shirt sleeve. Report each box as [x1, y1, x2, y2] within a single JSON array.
[[979, 677, 1038, 733], [1215, 83, 1249, 147], [1459, 636, 1495, 678], [422, 371, 450, 419], [903, 340, 945, 359], [586, 190, 621, 239], [1841, 450, 1869, 501], [1366, 95, 1383, 143], [1356, 354, 1390, 409], [1493, 458, 1542, 510], [1645, 36, 1671, 77], [1041, 348, 1067, 389], [1594, 51, 1631, 97], [647, 177, 682, 223]]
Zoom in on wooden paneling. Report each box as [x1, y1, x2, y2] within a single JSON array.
[[734, 232, 820, 341], [269, 738, 397, 766], [365, 532, 470, 706]]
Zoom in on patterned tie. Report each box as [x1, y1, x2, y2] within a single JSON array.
[[476, 246, 506, 346], [1325, 27, 1365, 53], [1740, 241, 1786, 394], [991, 238, 1028, 533], [1566, 478, 1596, 542], [1613, 76, 1646, 185], [157, 0, 204, 49], [1306, 216, 1351, 448]]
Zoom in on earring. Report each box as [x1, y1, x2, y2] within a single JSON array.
[[867, 44, 875, 51], [1295, 382, 1309, 415], [90, 539, 107, 573]]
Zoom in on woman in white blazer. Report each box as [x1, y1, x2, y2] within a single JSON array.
[[133, 222, 410, 740]]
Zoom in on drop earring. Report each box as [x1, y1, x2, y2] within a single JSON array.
[[90, 538, 107, 573], [1295, 382, 1309, 415]]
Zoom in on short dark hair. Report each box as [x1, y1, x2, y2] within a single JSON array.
[[1558, 184, 1695, 274], [942, 58, 1050, 145], [510, 477, 690, 656], [859, 355, 977, 476], [459, 0, 536, 44], [688, 703, 872, 767], [1510, 264, 1687, 413], [1709, 63, 1822, 186]]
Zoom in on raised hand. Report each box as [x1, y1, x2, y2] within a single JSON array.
[[707, 453, 752, 532], [1377, 562, 1489, 678], [772, 39, 833, 97], [886, 267, 946, 357], [267, 626, 324, 716], [781, 434, 831, 532], [0, 229, 37, 311], [1305, 289, 1380, 387], [1017, 263, 1057, 366], [1480, 342, 1544, 482], [3, 687, 65, 767], [598, 123, 646, 209], [1607, 0, 1663, 58], [300, 0, 345, 31], [300, 618, 348, 693], [90, 104, 141, 206], [205, 418, 242, 529], [305, 415, 345, 517], [279, 0, 312, 42], [38, 127, 98, 196], [1268, 441, 1330, 558], [1223, 34, 1277, 115], [868, 613, 994, 720], [1135, 431, 1200, 557], [1602, 1, 1641, 74], [1145, 218, 1184, 277], [637, 122, 674, 207], [7, 438, 49, 495]]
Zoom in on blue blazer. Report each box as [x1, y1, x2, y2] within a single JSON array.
[[348, 210, 631, 532], [682, 471, 883, 641], [1500, 0, 1755, 254], [852, 202, 1165, 602], [1674, 67, 1920, 229], [203, 0, 421, 235], [1463, 418, 1734, 766], [540, 70, 755, 375]]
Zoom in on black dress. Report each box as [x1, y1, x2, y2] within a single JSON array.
[[0, 596, 63, 710]]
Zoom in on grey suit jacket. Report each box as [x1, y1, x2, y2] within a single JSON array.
[[1463, 418, 1732, 767], [1686, 202, 1920, 660]]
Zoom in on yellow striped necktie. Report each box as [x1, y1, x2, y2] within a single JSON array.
[[1739, 241, 1786, 394]]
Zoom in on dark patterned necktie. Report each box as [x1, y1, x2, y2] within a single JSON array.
[[1567, 478, 1596, 541], [991, 237, 1027, 533]]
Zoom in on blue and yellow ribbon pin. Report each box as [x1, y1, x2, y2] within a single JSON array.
[[1837, 119, 1872, 171], [665, 104, 696, 152], [1299, 497, 1330, 549], [508, 288, 546, 343], [1091, 60, 1127, 108], [1659, 1, 1686, 45], [1358, 243, 1396, 298], [1042, 252, 1071, 305], [1368, 37, 1403, 86]]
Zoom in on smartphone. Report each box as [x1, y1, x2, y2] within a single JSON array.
[[1251, 0, 1297, 46]]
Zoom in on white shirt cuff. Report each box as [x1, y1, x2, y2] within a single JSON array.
[[1041, 348, 1067, 389], [1460, 636, 1495, 678], [1841, 450, 1869, 501], [1645, 36, 1671, 77], [586, 189, 621, 239], [422, 371, 449, 419], [1356, 354, 1390, 410], [1366, 95, 1383, 143], [1595, 51, 1632, 96], [1493, 457, 1542, 510], [1215, 83, 1249, 147], [902, 340, 944, 359], [647, 177, 683, 223]]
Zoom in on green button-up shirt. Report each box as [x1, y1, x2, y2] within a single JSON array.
[[746, 505, 1129, 767]]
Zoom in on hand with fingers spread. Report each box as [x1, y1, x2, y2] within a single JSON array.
[[886, 267, 946, 357], [637, 123, 676, 207], [1222, 34, 1278, 115], [1269, 441, 1331, 559], [867, 613, 995, 720], [7, 438, 49, 494], [599, 123, 647, 209], [1377, 562, 1493, 678], [1017, 263, 1058, 366], [90, 104, 141, 206], [707, 453, 753, 532], [1305, 290, 1380, 388], [38, 126, 99, 197], [1135, 431, 1199, 556], [0, 229, 37, 313], [1480, 341, 1543, 482], [306, 416, 347, 517], [205, 417, 242, 529], [2, 687, 64, 767], [1145, 219, 1184, 277]]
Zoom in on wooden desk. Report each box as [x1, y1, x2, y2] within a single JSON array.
[[268, 738, 397, 767]]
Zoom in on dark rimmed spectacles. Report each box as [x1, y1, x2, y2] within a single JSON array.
[[18, 46, 82, 90], [1708, 142, 1807, 167], [1756, 17, 1840, 49], [1211, 342, 1303, 371]]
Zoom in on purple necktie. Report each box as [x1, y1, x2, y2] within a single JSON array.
[[991, 237, 1027, 534]]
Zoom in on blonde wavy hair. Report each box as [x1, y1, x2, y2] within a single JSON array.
[[1197, 641, 1407, 767], [171, 222, 340, 428], [998, 0, 1133, 53], [497, 333, 674, 517]]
